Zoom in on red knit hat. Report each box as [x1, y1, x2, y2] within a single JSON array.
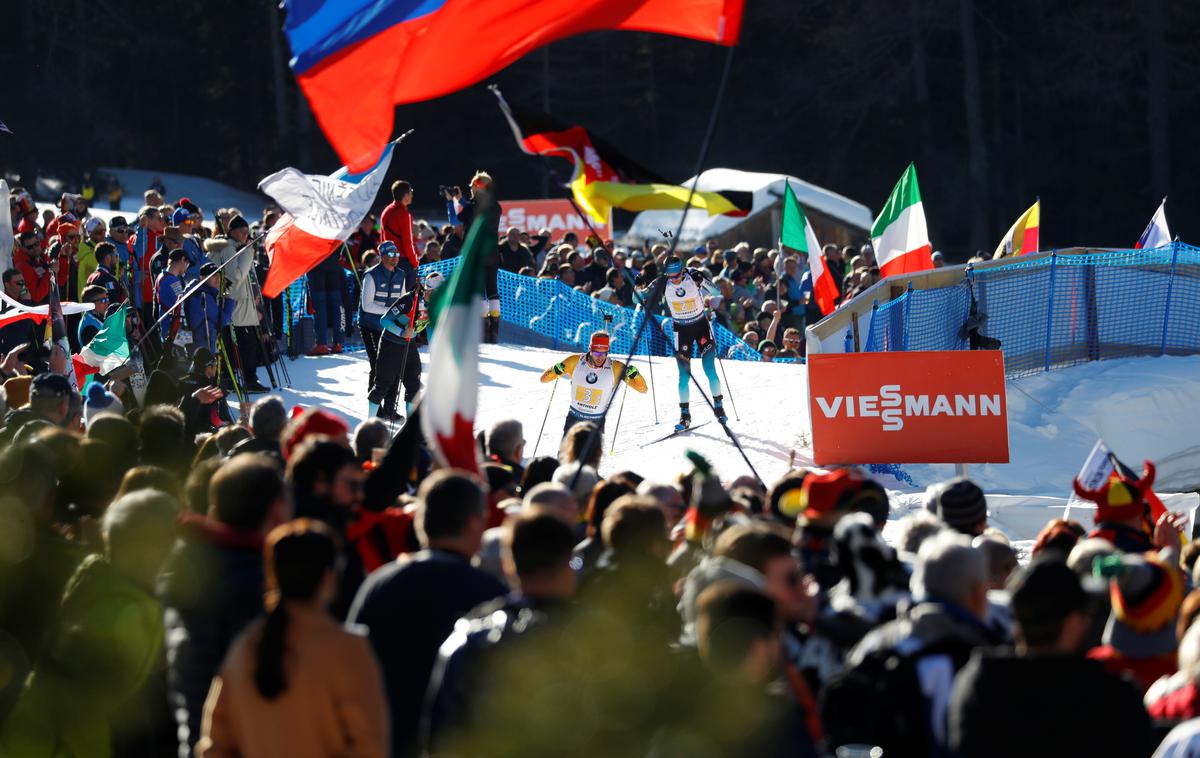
[[589, 331, 611, 353], [788, 468, 865, 525], [1073, 460, 1156, 525], [281, 407, 350, 460]]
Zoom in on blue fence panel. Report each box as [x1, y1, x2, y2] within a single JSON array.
[[297, 257, 771, 361], [852, 242, 1200, 378]]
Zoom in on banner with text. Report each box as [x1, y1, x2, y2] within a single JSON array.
[[498, 199, 611, 240], [808, 350, 1009, 464]]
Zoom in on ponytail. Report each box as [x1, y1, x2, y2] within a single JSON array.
[[254, 602, 289, 700]]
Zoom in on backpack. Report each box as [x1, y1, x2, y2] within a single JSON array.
[[819, 644, 943, 757]]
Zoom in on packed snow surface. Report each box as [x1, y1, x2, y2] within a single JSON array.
[[273, 346, 1200, 544]]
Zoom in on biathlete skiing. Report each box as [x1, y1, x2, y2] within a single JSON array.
[[540, 330, 647, 435], [645, 256, 727, 431]]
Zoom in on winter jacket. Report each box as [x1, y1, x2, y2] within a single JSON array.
[[87, 263, 125, 304], [949, 648, 1153, 758], [496, 241, 534, 272], [159, 514, 265, 758], [179, 370, 234, 436], [203, 237, 257, 327], [76, 238, 100, 293], [182, 236, 207, 279], [0, 554, 165, 758], [131, 228, 159, 308], [379, 202, 419, 268], [347, 549, 507, 758], [185, 283, 235, 355], [1089, 645, 1179, 695], [156, 271, 186, 339], [196, 605, 388, 758], [358, 263, 407, 332], [422, 594, 566, 752], [847, 600, 1005, 752], [14, 244, 69, 304], [78, 309, 105, 347]]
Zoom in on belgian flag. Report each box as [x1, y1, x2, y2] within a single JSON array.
[[493, 88, 751, 225]]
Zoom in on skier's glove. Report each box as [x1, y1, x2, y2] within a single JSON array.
[[624, 365, 640, 380], [552, 362, 567, 376]]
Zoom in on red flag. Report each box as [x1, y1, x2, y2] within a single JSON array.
[[284, 0, 745, 171]]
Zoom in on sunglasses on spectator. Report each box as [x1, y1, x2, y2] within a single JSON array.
[[66, 234, 81, 241]]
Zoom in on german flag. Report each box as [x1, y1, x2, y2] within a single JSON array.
[[493, 88, 751, 224]]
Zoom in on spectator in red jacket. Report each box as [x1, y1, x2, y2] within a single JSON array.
[[379, 180, 418, 292], [16, 223, 75, 304]]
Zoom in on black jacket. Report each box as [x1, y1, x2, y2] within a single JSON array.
[[347, 549, 507, 758], [158, 515, 264, 757], [422, 593, 567, 753], [949, 648, 1153, 758]]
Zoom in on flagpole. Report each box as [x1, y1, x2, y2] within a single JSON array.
[[566, 44, 766, 490], [118, 230, 267, 368]]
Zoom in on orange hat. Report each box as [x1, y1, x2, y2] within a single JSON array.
[[589, 331, 611, 353], [57, 222, 79, 237]]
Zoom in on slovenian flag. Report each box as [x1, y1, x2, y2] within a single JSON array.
[[1135, 199, 1171, 250], [282, 0, 745, 172], [259, 143, 395, 297], [420, 202, 495, 474], [781, 182, 837, 316], [872, 163, 934, 279], [992, 200, 1040, 259]]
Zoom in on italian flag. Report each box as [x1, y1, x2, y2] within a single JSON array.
[[74, 303, 129, 384], [420, 207, 495, 475], [781, 182, 838, 316], [992, 199, 1040, 258], [872, 163, 934, 278]]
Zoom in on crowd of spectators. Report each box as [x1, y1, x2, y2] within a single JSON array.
[[0, 367, 1194, 757]]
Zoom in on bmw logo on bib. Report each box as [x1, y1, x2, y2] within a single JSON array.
[[585, 372, 598, 384], [675, 287, 687, 297]]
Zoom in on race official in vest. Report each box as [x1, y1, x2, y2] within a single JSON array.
[[539, 331, 647, 436], [358, 241, 408, 415]]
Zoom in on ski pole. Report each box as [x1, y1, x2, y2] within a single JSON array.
[[610, 377, 630, 454], [716, 353, 740, 421], [530, 379, 558, 459], [645, 350, 658, 424]]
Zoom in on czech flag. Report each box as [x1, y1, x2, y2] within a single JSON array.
[[494, 88, 750, 224], [259, 144, 395, 297], [283, 0, 745, 172]]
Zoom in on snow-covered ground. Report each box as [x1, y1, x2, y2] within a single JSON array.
[[271, 345, 1200, 546]]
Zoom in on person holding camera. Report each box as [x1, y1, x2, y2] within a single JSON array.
[[16, 223, 76, 305], [445, 172, 502, 343], [379, 180, 418, 293]]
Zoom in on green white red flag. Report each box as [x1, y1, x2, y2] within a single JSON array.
[[781, 181, 838, 316], [871, 163, 934, 278], [419, 207, 495, 474]]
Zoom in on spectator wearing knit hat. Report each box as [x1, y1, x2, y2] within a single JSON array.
[[949, 559, 1152, 758], [789, 468, 884, 592], [926, 477, 989, 537], [1088, 551, 1186, 694]]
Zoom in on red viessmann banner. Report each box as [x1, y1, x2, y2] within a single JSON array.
[[498, 199, 611, 240], [808, 350, 1009, 465]]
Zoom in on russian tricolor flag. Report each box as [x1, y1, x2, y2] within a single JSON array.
[[283, 0, 744, 172], [1135, 198, 1172, 250], [258, 143, 395, 297]]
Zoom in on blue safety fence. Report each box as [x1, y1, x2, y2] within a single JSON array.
[[862, 243, 1200, 378], [285, 256, 772, 361]]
